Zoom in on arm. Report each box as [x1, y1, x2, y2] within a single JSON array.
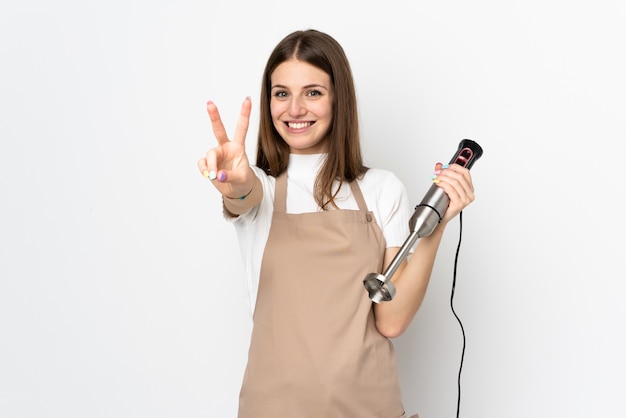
[[222, 174, 263, 216], [197, 97, 263, 214], [373, 163, 475, 338]]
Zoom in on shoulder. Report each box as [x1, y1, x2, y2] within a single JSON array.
[[358, 167, 411, 246], [361, 167, 401, 182], [358, 167, 410, 218], [358, 167, 407, 198]]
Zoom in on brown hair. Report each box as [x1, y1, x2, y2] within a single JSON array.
[[255, 29, 367, 210]]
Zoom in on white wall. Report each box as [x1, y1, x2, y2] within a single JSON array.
[[1, 1, 624, 417]]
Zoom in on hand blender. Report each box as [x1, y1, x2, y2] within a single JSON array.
[[363, 139, 484, 303]]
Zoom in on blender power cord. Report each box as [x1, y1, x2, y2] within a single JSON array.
[[450, 211, 466, 418]]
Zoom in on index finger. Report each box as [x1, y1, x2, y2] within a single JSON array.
[[206, 100, 229, 145], [440, 164, 474, 196], [232, 97, 252, 146]]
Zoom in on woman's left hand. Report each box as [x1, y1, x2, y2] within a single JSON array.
[[432, 162, 475, 225]]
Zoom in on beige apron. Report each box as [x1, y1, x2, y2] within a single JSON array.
[[238, 173, 405, 418]]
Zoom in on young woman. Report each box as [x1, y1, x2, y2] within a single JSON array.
[[198, 29, 474, 418]]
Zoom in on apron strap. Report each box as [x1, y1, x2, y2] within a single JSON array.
[[274, 172, 287, 213], [349, 179, 369, 212]]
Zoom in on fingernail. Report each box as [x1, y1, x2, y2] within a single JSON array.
[[442, 164, 450, 169], [435, 162, 443, 170], [218, 171, 226, 182], [202, 170, 210, 178], [433, 179, 441, 184], [433, 169, 441, 175], [208, 170, 217, 180], [431, 174, 438, 180]]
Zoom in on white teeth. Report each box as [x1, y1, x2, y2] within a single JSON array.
[[288, 122, 311, 129]]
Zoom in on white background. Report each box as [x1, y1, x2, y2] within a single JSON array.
[[1, 1, 625, 417]]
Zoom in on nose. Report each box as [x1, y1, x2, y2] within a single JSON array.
[[288, 97, 307, 117]]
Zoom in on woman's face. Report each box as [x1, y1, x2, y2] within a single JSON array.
[[270, 59, 333, 154]]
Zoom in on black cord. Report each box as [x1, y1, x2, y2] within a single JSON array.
[[450, 211, 465, 418]]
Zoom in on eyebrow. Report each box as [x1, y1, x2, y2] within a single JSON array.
[[271, 83, 330, 91]]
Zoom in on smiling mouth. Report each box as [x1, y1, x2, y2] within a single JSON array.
[[287, 121, 313, 129]]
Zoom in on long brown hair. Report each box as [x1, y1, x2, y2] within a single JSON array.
[[256, 29, 367, 210]]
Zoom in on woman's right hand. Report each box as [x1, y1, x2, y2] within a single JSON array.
[[197, 97, 255, 199]]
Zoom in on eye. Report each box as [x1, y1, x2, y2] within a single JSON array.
[[306, 89, 322, 97], [273, 90, 288, 98]]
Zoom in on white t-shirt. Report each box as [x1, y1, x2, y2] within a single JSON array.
[[226, 153, 412, 314]]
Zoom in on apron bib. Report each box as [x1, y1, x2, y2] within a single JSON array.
[[238, 173, 405, 418]]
